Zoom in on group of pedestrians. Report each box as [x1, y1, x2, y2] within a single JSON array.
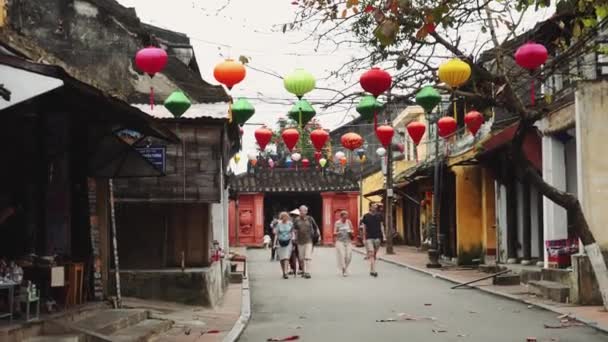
[[270, 203, 385, 279]]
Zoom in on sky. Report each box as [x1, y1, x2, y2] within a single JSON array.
[[117, 0, 552, 172]]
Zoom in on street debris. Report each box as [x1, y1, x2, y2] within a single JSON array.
[[267, 335, 300, 341], [525, 338, 537, 342], [544, 314, 584, 329], [468, 310, 477, 314], [528, 305, 534, 309], [424, 303, 432, 306], [432, 328, 447, 333], [457, 334, 467, 338], [377, 313, 437, 323], [184, 328, 191, 335]]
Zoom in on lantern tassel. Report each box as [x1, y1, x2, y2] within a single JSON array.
[[150, 86, 154, 110], [530, 78, 535, 106]]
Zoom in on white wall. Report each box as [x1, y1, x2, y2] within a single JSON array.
[[565, 136, 578, 197], [530, 186, 541, 259], [496, 182, 508, 263]]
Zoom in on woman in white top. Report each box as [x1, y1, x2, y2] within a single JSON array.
[[273, 212, 294, 279], [334, 210, 354, 276]]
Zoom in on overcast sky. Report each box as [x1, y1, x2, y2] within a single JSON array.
[[117, 0, 551, 172]]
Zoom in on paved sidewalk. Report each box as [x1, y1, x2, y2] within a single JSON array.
[[355, 245, 608, 333]]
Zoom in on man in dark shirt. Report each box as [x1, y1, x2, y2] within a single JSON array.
[[361, 203, 385, 277]]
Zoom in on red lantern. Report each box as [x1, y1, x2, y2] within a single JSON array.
[[254, 127, 273, 151], [135, 46, 168, 109], [406, 121, 426, 146], [339, 157, 347, 166], [281, 128, 300, 152], [395, 143, 405, 153], [375, 125, 394, 148], [314, 151, 322, 162], [514, 42, 548, 106], [214, 59, 246, 90], [310, 129, 329, 151], [437, 117, 457, 138], [341, 132, 364, 151], [360, 67, 392, 98], [239, 127, 244, 136], [302, 159, 310, 169], [464, 111, 484, 136]]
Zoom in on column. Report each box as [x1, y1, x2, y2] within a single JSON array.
[[321, 192, 334, 245], [542, 135, 568, 268], [253, 194, 265, 246]]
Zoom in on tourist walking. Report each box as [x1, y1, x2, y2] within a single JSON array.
[[334, 210, 353, 276], [293, 205, 320, 279], [273, 212, 294, 279], [361, 204, 385, 277]]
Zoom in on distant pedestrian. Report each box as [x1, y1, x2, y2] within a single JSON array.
[[273, 212, 294, 279], [334, 210, 353, 276], [361, 204, 385, 277], [269, 216, 279, 261], [293, 205, 320, 279]]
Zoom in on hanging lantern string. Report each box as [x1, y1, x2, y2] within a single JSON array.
[[150, 85, 155, 110], [530, 76, 536, 106]]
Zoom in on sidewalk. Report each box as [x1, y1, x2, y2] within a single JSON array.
[[355, 245, 608, 333]]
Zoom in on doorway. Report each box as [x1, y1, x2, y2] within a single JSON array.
[[263, 193, 323, 237]]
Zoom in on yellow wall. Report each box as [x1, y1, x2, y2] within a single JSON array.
[[361, 170, 384, 215], [481, 168, 497, 255], [0, 0, 6, 27], [454, 166, 484, 263]]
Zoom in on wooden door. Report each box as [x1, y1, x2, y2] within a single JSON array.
[[168, 204, 210, 267]]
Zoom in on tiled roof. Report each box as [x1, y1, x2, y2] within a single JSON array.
[[229, 169, 360, 193], [132, 103, 230, 120]]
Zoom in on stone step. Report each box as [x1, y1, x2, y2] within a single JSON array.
[[23, 334, 85, 342], [71, 309, 149, 335], [541, 268, 572, 285], [492, 273, 521, 286], [528, 280, 570, 303], [109, 319, 173, 342], [479, 264, 507, 274], [520, 269, 542, 284]]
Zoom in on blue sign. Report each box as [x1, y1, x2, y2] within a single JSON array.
[[136, 146, 166, 172]]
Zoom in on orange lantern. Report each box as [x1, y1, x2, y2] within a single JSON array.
[[214, 59, 246, 90], [340, 132, 364, 151]]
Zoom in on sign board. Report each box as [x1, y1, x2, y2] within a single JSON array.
[[136, 146, 166, 172]]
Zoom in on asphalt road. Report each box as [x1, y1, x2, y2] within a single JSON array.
[[239, 247, 608, 342]]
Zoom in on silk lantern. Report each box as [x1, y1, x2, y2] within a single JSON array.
[[233, 153, 241, 163], [288, 99, 316, 126], [406, 122, 426, 146], [310, 129, 329, 151], [375, 125, 394, 148], [135, 46, 168, 109], [291, 153, 302, 162], [341, 132, 364, 151], [247, 151, 257, 161], [395, 143, 405, 154], [254, 127, 273, 151], [284, 69, 316, 99], [356, 148, 366, 160], [438, 58, 471, 88], [356, 95, 384, 122], [335, 151, 345, 161], [239, 127, 244, 136], [285, 157, 293, 168], [464, 110, 484, 136], [515, 42, 548, 106], [360, 67, 392, 97], [319, 158, 327, 168], [164, 91, 191, 118], [376, 147, 386, 156], [302, 159, 310, 169], [339, 157, 347, 166], [268, 159, 275, 168], [232, 98, 255, 125], [437, 117, 457, 138], [281, 128, 300, 152], [314, 151, 322, 162], [213, 59, 246, 90], [415, 86, 441, 114]]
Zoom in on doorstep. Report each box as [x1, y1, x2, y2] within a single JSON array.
[[354, 245, 608, 334]]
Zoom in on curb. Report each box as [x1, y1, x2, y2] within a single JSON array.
[[353, 249, 608, 335], [223, 263, 251, 342]]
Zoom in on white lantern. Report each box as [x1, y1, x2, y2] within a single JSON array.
[[335, 151, 345, 160], [319, 158, 327, 167], [247, 151, 257, 161], [376, 147, 386, 157], [291, 152, 302, 162]]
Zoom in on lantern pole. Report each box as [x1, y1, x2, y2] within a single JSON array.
[[427, 109, 442, 268], [385, 95, 394, 255]]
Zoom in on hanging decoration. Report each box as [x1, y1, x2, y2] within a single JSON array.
[[438, 58, 471, 120], [375, 125, 394, 148], [239, 127, 244, 136], [135, 46, 168, 110], [514, 42, 548, 106], [164, 91, 191, 118], [310, 129, 329, 152], [302, 159, 310, 169], [285, 157, 293, 168], [358, 155, 367, 163], [395, 143, 405, 154], [335, 151, 346, 161], [339, 157, 347, 166], [284, 69, 316, 99], [247, 151, 257, 161], [340, 132, 364, 151], [281, 128, 300, 152], [415, 86, 441, 114], [288, 99, 316, 126], [437, 117, 457, 138], [314, 151, 323, 162], [464, 110, 484, 136], [359, 67, 392, 129], [231, 98, 255, 125], [233, 153, 241, 163], [291, 153, 302, 162], [213, 59, 246, 90], [356, 148, 366, 160], [406, 121, 426, 162], [268, 159, 275, 169], [254, 127, 273, 151], [376, 147, 386, 157], [319, 158, 328, 168], [356, 95, 384, 122]]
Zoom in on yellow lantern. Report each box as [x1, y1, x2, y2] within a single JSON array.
[[438, 58, 471, 88], [358, 155, 367, 163]]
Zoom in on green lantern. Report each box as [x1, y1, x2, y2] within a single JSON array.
[[231, 98, 255, 125], [284, 68, 316, 99], [288, 99, 316, 126], [415, 85, 441, 113], [356, 95, 384, 122], [164, 91, 191, 118]]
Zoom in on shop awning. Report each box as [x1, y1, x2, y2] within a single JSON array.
[[364, 188, 385, 198], [479, 122, 542, 171]]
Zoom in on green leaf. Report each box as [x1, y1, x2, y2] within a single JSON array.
[[597, 5, 608, 20], [582, 17, 597, 28]]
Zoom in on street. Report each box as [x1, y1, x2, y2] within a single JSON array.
[[240, 248, 608, 342]]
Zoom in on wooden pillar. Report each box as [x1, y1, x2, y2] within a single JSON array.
[[253, 194, 265, 246], [506, 181, 518, 261], [522, 182, 532, 263], [321, 192, 334, 245], [228, 199, 236, 246]]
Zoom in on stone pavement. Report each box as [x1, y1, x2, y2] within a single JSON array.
[[356, 245, 608, 333]]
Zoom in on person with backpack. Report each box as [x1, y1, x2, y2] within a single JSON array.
[[293, 205, 320, 279], [273, 211, 294, 279]]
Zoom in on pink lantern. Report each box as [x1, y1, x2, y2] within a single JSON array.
[[135, 46, 168, 110], [514, 42, 548, 106], [464, 111, 484, 136], [302, 159, 310, 169]]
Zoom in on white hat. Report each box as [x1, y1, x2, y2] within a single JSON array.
[[290, 208, 300, 216]]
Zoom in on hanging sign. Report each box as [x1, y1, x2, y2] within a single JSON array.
[[136, 145, 166, 172]]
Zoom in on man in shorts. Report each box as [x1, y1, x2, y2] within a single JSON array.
[[293, 205, 320, 279], [361, 203, 385, 277]]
